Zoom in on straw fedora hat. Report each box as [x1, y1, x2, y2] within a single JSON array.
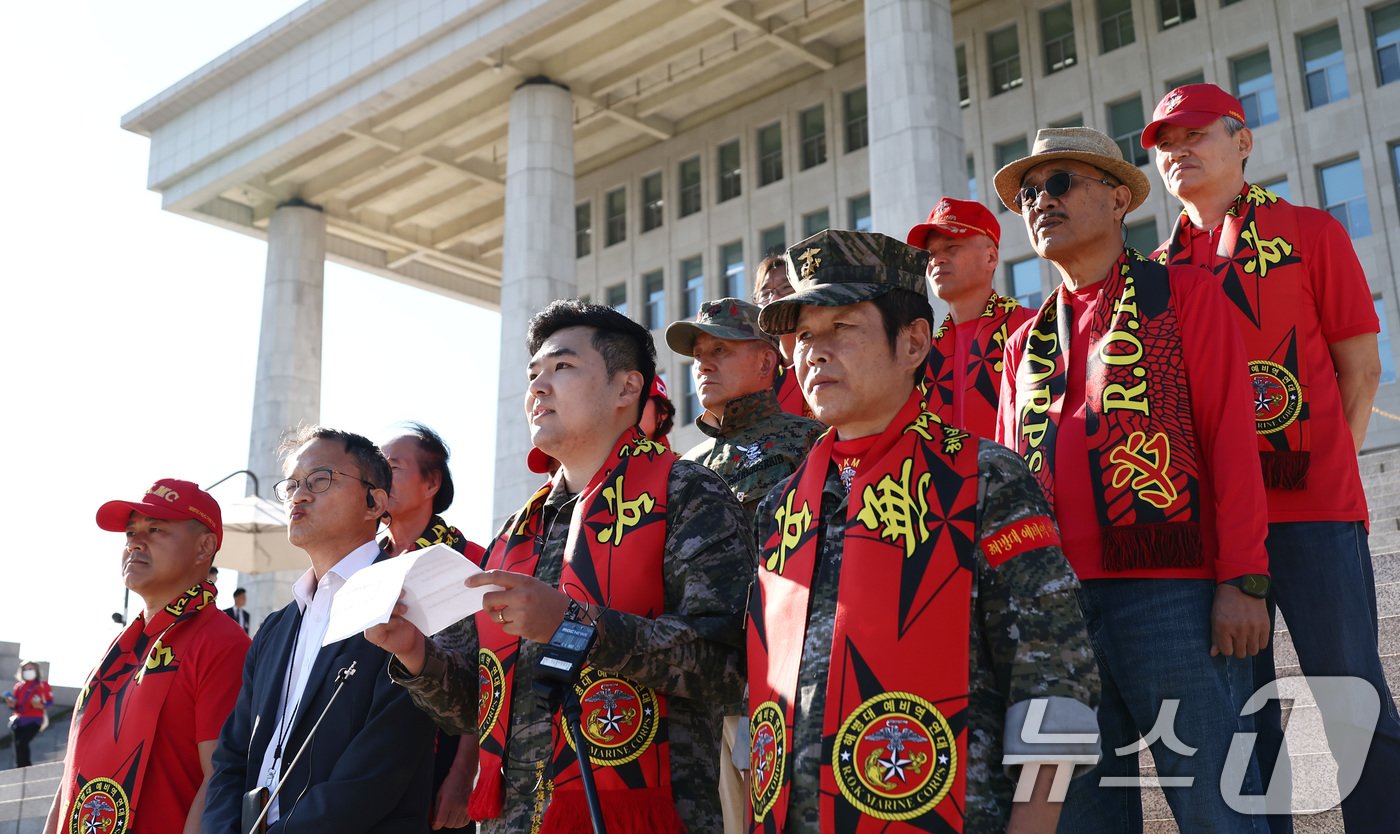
[[992, 127, 1151, 214]]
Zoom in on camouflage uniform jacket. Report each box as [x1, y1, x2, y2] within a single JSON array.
[[753, 438, 1100, 834], [683, 388, 825, 519], [392, 459, 753, 834]]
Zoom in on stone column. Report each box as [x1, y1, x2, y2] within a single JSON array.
[[864, 0, 963, 238], [241, 201, 326, 629], [493, 78, 576, 530]]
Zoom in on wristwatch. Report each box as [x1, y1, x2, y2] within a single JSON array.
[[1220, 574, 1270, 599]]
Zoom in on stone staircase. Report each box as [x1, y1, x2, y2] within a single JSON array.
[[1142, 445, 1400, 832]]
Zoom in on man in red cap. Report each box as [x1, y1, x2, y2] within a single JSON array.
[[908, 197, 1033, 437], [45, 480, 249, 834], [1146, 83, 1396, 832]]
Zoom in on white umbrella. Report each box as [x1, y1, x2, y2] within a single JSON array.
[[215, 495, 305, 574]]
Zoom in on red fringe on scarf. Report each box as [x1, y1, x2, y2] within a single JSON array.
[[466, 765, 504, 820], [1102, 522, 1203, 572], [1261, 451, 1309, 490], [539, 788, 686, 834]]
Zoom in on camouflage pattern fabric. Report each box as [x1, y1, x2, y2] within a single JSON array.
[[682, 389, 825, 519], [391, 460, 752, 834], [666, 297, 777, 355], [760, 229, 931, 335], [752, 438, 1100, 833]]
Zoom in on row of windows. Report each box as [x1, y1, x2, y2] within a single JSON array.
[[575, 89, 869, 256], [596, 195, 872, 328], [962, 2, 1400, 106]]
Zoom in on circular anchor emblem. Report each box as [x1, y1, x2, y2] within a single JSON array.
[[1249, 360, 1302, 435], [749, 700, 786, 822], [562, 668, 659, 767], [69, 777, 131, 834], [477, 649, 505, 736], [832, 691, 957, 821]]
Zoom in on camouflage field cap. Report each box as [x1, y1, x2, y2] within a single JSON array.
[[665, 297, 776, 355], [757, 229, 930, 335]]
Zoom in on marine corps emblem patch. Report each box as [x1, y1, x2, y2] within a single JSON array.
[[832, 692, 957, 821]]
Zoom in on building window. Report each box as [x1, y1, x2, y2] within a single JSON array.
[[1042, 4, 1077, 73], [1125, 219, 1159, 254], [1260, 176, 1291, 202], [1377, 299, 1398, 384], [1232, 50, 1279, 127], [849, 193, 872, 231], [681, 256, 705, 319], [844, 87, 868, 152], [967, 156, 978, 203], [683, 365, 701, 423], [758, 123, 784, 186], [641, 172, 664, 232], [678, 156, 701, 218], [718, 140, 742, 202], [1098, 0, 1135, 53], [1392, 142, 1400, 208], [988, 25, 1023, 95], [575, 201, 592, 258], [799, 105, 827, 170], [606, 283, 628, 318], [1159, 0, 1196, 30], [605, 187, 626, 246], [1374, 2, 1400, 86], [802, 208, 830, 238], [956, 46, 970, 107], [1107, 97, 1149, 167], [1166, 71, 1205, 91], [1301, 26, 1349, 109], [1319, 158, 1371, 238], [1007, 258, 1043, 308], [721, 241, 745, 299], [994, 137, 1030, 212], [644, 270, 666, 330], [760, 224, 786, 256]]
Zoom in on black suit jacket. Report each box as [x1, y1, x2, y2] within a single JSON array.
[[224, 606, 251, 633], [203, 574, 435, 833]]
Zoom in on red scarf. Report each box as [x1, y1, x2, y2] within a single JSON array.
[[923, 291, 1029, 432], [1157, 183, 1311, 488], [1012, 250, 1203, 570], [748, 391, 980, 833], [772, 363, 811, 419], [59, 581, 219, 834], [469, 428, 681, 834], [384, 515, 485, 564]]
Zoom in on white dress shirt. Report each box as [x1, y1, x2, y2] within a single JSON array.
[[257, 540, 380, 823]]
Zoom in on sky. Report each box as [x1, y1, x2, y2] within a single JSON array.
[[0, 1, 502, 686]]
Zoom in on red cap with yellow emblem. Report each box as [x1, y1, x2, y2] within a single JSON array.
[[96, 478, 223, 549], [1142, 83, 1247, 149], [906, 198, 1000, 248]]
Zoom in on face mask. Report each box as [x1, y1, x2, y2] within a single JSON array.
[[21, 669, 36, 681]]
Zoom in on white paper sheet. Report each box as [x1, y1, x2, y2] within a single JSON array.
[[322, 543, 501, 646]]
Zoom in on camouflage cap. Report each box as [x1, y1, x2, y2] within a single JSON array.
[[665, 297, 777, 356], [758, 229, 930, 335]]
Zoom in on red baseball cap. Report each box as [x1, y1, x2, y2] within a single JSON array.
[[526, 375, 671, 474], [1142, 83, 1248, 149], [906, 198, 1000, 248], [96, 478, 223, 549]]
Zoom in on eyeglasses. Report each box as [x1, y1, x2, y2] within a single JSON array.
[[273, 469, 377, 502], [1014, 171, 1118, 211]]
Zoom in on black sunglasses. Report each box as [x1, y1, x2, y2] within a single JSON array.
[[1014, 171, 1118, 211]]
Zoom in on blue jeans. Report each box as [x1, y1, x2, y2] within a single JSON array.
[[1058, 579, 1267, 834], [1254, 520, 1400, 834]]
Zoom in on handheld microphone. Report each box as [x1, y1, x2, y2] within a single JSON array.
[[243, 662, 359, 834]]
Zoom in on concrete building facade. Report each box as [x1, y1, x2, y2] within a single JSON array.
[[123, 0, 1400, 574]]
